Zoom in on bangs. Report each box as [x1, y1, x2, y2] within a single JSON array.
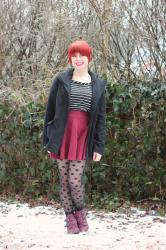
[[67, 40, 92, 62]]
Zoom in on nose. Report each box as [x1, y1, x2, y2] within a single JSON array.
[[75, 54, 82, 60]]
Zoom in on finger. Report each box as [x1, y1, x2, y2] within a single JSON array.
[[96, 155, 100, 161], [93, 153, 96, 161]]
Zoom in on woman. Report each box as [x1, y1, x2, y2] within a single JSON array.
[[43, 40, 107, 234]]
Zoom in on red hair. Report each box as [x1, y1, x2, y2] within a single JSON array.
[[67, 40, 92, 63]]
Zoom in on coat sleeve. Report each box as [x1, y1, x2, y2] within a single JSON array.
[[93, 81, 107, 156], [43, 76, 59, 149]]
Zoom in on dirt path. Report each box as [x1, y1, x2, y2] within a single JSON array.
[[0, 201, 166, 250]]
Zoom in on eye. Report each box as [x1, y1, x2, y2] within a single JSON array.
[[72, 53, 83, 57]]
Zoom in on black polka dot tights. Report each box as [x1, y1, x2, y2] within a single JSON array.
[[56, 159, 86, 215]]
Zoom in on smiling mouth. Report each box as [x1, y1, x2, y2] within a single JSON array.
[[75, 62, 84, 66]]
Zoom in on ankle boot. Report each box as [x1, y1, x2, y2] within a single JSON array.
[[65, 213, 80, 234], [74, 209, 89, 232]]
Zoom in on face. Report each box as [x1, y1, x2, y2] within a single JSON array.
[[71, 52, 89, 70]]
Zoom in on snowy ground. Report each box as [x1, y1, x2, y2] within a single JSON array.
[[0, 201, 166, 250]]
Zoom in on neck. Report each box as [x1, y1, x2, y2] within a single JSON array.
[[73, 67, 89, 77]]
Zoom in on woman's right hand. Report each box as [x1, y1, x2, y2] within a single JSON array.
[[47, 151, 51, 154]]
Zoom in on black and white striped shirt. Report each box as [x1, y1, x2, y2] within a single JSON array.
[[69, 80, 92, 112]]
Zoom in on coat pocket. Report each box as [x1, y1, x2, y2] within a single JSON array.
[[47, 119, 55, 125], [46, 119, 57, 138]]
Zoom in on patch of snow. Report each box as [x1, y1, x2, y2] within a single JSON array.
[[0, 201, 166, 249]]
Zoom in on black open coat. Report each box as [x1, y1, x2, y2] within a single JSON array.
[[43, 67, 107, 161]]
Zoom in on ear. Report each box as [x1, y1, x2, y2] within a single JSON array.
[[89, 53, 92, 62], [67, 58, 72, 66]]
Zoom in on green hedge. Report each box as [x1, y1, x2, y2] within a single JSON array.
[[0, 100, 60, 199], [0, 80, 166, 207], [89, 80, 166, 208]]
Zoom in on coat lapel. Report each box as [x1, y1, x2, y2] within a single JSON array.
[[91, 72, 102, 112]]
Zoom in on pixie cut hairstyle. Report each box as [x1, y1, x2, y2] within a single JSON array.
[[67, 40, 92, 63]]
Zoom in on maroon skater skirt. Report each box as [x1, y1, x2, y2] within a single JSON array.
[[49, 110, 89, 160]]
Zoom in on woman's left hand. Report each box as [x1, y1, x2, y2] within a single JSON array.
[[93, 152, 102, 161]]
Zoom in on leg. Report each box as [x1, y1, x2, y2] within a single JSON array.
[[68, 160, 89, 232], [56, 159, 80, 234], [68, 160, 86, 211], [56, 159, 74, 215]]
